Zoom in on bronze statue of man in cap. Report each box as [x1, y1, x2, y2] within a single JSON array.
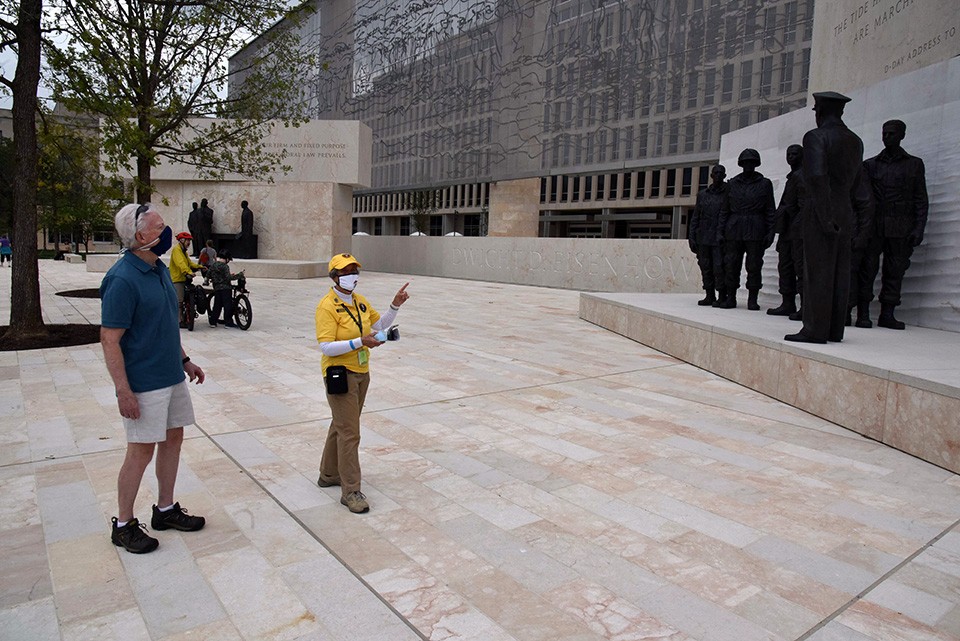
[[786, 91, 869, 344]]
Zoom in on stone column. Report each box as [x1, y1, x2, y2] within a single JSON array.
[[269, 181, 353, 260], [671, 205, 683, 240], [601, 208, 614, 238], [488, 177, 540, 237]]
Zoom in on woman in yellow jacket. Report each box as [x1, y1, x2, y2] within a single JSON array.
[[315, 253, 409, 513]]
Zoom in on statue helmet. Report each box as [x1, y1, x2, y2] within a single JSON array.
[[737, 148, 761, 167]]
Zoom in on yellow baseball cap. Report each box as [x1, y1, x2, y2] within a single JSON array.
[[329, 253, 361, 271]]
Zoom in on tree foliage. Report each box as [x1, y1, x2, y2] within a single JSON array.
[[408, 190, 437, 235], [46, 0, 318, 202], [37, 112, 120, 252]]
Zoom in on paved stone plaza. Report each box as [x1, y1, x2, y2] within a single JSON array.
[[2, 261, 960, 641]]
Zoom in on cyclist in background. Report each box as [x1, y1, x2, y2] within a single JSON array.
[[206, 249, 243, 328], [170, 233, 204, 324]]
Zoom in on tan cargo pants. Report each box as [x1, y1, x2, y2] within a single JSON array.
[[319, 371, 370, 494]]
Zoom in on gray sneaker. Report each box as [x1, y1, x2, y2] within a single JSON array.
[[340, 491, 369, 513], [317, 472, 341, 488]]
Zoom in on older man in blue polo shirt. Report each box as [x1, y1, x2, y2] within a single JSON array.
[[100, 203, 207, 554]]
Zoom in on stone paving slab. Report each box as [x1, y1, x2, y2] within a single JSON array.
[[0, 261, 959, 641]]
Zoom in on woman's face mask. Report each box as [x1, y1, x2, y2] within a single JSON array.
[[338, 273, 359, 292]]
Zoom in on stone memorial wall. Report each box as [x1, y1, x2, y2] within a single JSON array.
[[143, 120, 371, 261], [351, 236, 702, 294], [810, 0, 960, 92]]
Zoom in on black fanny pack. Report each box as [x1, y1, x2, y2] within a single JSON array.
[[325, 365, 348, 394]]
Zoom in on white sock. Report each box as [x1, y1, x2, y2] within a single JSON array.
[[157, 504, 174, 512], [115, 519, 129, 528]]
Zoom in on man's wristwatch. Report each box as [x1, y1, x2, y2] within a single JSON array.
[[182, 356, 191, 365]]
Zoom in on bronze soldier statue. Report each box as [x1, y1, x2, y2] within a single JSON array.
[[688, 165, 727, 307], [860, 120, 929, 330], [768, 145, 805, 320], [847, 165, 880, 328], [198, 198, 214, 254], [238, 200, 255, 259], [786, 92, 867, 344], [187, 202, 200, 256], [717, 149, 776, 311]]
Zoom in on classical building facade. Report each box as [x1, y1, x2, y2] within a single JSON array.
[[230, 0, 815, 238]]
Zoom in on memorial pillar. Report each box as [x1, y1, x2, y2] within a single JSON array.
[[488, 177, 540, 237]]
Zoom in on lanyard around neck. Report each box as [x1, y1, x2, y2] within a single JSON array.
[[340, 301, 362, 335]]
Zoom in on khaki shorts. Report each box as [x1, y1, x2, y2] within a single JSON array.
[[173, 282, 185, 303], [123, 381, 196, 443]]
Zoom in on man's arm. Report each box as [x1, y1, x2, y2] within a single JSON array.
[[181, 346, 205, 384], [172, 245, 203, 274], [716, 192, 730, 243], [101, 327, 140, 419], [851, 166, 874, 248], [763, 179, 777, 245], [802, 130, 839, 235]]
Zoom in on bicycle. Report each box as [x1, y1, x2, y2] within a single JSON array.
[[179, 272, 205, 331], [231, 273, 253, 330], [202, 273, 252, 331]]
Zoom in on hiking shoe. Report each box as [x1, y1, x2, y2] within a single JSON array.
[[317, 472, 341, 488], [340, 491, 369, 513], [111, 517, 159, 554], [151, 502, 206, 532]]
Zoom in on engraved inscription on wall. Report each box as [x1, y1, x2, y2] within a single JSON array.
[[262, 142, 349, 160], [811, 0, 960, 91]]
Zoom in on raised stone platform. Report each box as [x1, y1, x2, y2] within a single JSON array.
[[86, 253, 325, 279], [580, 292, 960, 474]]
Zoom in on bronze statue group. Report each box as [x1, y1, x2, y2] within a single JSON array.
[[186, 199, 257, 260], [688, 91, 928, 344]]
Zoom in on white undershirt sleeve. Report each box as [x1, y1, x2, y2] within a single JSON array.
[[321, 292, 398, 353], [371, 305, 399, 331], [319, 339, 360, 357]]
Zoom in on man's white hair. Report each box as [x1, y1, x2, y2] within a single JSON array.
[[114, 203, 155, 248]]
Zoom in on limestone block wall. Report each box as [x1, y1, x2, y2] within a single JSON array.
[[488, 178, 540, 238], [351, 236, 702, 294], [152, 181, 354, 261]]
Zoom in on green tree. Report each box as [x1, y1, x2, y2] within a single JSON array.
[[0, 0, 45, 339], [409, 190, 437, 235], [46, 0, 317, 203], [36, 113, 119, 253]]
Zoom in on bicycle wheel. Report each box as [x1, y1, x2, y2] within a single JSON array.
[[194, 286, 208, 315], [234, 294, 252, 330]]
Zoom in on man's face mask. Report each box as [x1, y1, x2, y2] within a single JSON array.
[[140, 226, 173, 256], [338, 273, 359, 292]]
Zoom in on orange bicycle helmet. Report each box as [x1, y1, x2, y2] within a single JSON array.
[[176, 232, 193, 241]]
